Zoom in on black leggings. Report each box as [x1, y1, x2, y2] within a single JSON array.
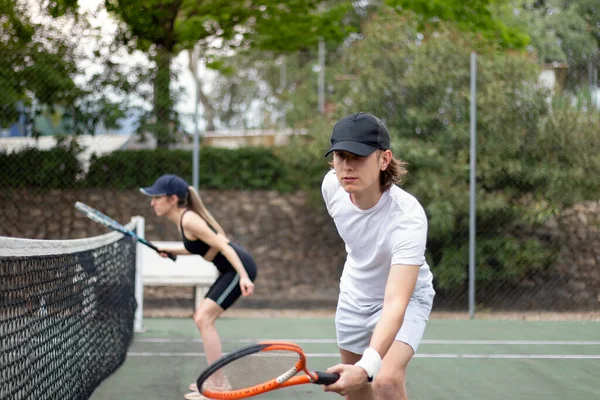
[[205, 242, 257, 310]]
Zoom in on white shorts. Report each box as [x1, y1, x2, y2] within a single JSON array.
[[335, 284, 434, 355]]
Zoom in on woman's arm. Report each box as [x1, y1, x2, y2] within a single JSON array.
[[157, 247, 191, 256]]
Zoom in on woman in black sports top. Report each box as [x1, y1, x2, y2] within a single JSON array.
[[140, 174, 257, 399]]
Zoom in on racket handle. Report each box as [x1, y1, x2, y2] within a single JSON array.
[[140, 238, 178, 262], [313, 372, 340, 385]]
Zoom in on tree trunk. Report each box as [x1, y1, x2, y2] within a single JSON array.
[[153, 49, 175, 147], [197, 83, 216, 132], [187, 49, 216, 132]]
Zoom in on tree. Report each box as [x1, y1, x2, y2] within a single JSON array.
[[496, 0, 599, 89], [1, 0, 131, 136], [501, 0, 598, 62], [189, 0, 375, 130], [385, 0, 530, 48], [187, 46, 217, 131], [564, 0, 600, 50], [54, 0, 352, 146], [288, 7, 600, 296], [204, 0, 533, 131], [0, 0, 80, 133]]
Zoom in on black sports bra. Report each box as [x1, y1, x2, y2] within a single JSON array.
[[180, 209, 218, 257]]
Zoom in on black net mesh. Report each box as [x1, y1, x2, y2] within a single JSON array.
[[0, 229, 137, 400]]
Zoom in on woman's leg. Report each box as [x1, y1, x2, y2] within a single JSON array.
[[193, 297, 225, 365], [187, 298, 227, 396], [190, 269, 244, 393]]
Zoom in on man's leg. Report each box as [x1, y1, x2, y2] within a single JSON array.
[[339, 348, 375, 400], [372, 341, 413, 400]]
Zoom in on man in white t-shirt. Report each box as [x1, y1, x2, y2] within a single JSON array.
[[321, 112, 435, 400]]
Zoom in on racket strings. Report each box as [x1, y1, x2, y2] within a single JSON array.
[[201, 350, 302, 392]]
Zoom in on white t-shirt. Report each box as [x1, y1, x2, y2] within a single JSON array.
[[321, 170, 434, 302]]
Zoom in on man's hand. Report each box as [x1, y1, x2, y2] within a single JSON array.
[[323, 364, 369, 396]]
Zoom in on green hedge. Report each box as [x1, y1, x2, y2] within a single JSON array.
[[0, 146, 301, 191], [86, 147, 295, 191], [85, 149, 193, 189], [0, 147, 81, 189]]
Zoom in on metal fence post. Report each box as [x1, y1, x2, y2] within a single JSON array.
[[318, 38, 325, 114], [469, 52, 477, 319], [192, 44, 200, 190]]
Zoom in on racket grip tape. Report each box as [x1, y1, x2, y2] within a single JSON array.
[[139, 237, 178, 262], [313, 372, 340, 385]]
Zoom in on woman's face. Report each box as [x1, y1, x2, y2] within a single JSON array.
[[150, 195, 177, 216]]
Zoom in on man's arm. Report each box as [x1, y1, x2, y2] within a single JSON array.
[[368, 263, 419, 360], [324, 264, 419, 395]]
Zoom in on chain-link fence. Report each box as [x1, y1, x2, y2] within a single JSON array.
[[1, 2, 599, 314]]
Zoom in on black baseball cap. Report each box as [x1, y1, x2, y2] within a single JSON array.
[[324, 112, 391, 157], [140, 174, 189, 198]]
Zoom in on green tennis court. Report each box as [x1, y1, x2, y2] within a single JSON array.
[[91, 316, 600, 400]]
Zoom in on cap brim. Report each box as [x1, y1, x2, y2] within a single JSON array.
[[324, 141, 378, 157], [139, 187, 167, 196]]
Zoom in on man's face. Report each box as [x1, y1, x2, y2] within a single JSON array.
[[332, 150, 382, 194]]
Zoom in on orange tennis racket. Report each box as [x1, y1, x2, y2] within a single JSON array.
[[195, 341, 339, 399]]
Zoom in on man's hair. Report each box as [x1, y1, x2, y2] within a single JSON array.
[[381, 156, 408, 191]]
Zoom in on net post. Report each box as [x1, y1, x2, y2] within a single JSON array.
[[134, 215, 145, 332]]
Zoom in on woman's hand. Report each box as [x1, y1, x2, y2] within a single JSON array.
[[239, 276, 254, 296], [157, 249, 171, 258]]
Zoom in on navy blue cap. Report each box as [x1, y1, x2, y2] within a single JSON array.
[[324, 112, 391, 157], [140, 174, 189, 198]]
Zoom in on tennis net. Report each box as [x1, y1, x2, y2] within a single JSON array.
[[0, 220, 138, 400]]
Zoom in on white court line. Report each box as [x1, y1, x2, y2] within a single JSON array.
[[416, 354, 600, 359], [126, 351, 600, 359], [424, 340, 600, 345], [136, 338, 600, 345]]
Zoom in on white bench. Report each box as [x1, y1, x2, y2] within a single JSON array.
[[141, 241, 218, 310]]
